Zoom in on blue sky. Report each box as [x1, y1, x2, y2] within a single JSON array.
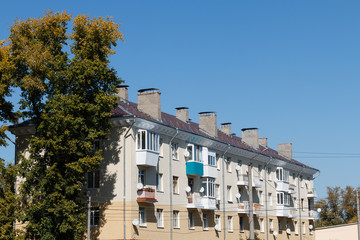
[[1, 0, 359, 199]]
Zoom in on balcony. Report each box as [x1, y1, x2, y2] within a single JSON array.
[[137, 188, 157, 203], [237, 174, 261, 188], [203, 164, 217, 178], [187, 193, 216, 210], [308, 209, 319, 220], [136, 150, 159, 167], [238, 202, 262, 215], [307, 188, 317, 198], [186, 161, 204, 176], [276, 206, 297, 218], [275, 180, 289, 192], [238, 201, 250, 214], [288, 183, 296, 194]]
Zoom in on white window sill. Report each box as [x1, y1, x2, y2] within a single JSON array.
[[189, 227, 195, 230], [139, 224, 147, 228], [228, 200, 233, 203], [172, 158, 179, 161], [157, 190, 164, 193], [240, 230, 245, 233], [173, 227, 180, 229], [203, 228, 209, 231], [157, 226, 164, 229], [228, 230, 233, 233]]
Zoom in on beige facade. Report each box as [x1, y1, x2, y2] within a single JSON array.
[[315, 223, 358, 240], [12, 87, 319, 240]]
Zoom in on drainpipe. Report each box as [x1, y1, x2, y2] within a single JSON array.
[[169, 128, 179, 240], [264, 157, 272, 240], [298, 166, 305, 240], [222, 144, 231, 240], [123, 117, 136, 240]]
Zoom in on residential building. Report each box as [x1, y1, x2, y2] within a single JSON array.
[[11, 86, 319, 240]]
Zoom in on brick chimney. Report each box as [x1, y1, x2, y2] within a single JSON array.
[[176, 107, 189, 122], [278, 143, 293, 159], [199, 112, 217, 137], [137, 88, 161, 120], [220, 122, 231, 135], [259, 138, 268, 147], [241, 128, 259, 149], [116, 85, 128, 101]]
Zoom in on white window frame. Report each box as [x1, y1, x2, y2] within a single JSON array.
[[216, 184, 221, 200], [138, 169, 145, 185], [173, 176, 179, 194], [90, 207, 99, 227], [137, 129, 159, 152], [157, 209, 164, 228], [156, 173, 163, 192], [203, 213, 208, 230], [139, 207, 146, 226], [269, 193, 273, 206], [226, 157, 232, 172], [270, 219, 274, 231], [227, 216, 233, 232], [201, 178, 215, 198], [258, 165, 263, 180], [171, 142, 178, 160], [277, 192, 290, 206], [295, 221, 299, 235], [302, 222, 306, 235], [216, 154, 220, 170], [186, 144, 202, 162], [259, 190, 264, 205], [227, 185, 232, 202], [215, 215, 221, 232], [260, 218, 264, 233], [207, 150, 216, 166], [188, 212, 194, 229], [87, 170, 100, 189], [173, 210, 180, 229], [267, 167, 272, 181]]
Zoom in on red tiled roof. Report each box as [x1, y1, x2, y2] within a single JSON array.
[[113, 100, 312, 169]]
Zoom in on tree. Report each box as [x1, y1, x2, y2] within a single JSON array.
[[2, 11, 123, 239], [315, 185, 359, 227]]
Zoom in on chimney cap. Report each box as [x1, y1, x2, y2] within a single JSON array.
[[138, 88, 159, 93], [221, 122, 232, 126], [175, 107, 189, 110], [199, 111, 216, 115], [241, 127, 258, 132], [231, 133, 236, 136], [117, 84, 129, 88]]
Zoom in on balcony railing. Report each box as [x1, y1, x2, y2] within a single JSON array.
[[237, 174, 261, 188], [137, 188, 157, 203], [309, 209, 319, 220], [186, 161, 204, 176], [307, 188, 317, 198], [136, 150, 159, 167], [238, 202, 262, 214], [187, 193, 216, 210]]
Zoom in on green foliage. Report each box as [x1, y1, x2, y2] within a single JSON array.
[[0, 161, 22, 240], [315, 185, 359, 227], [1, 10, 123, 239]]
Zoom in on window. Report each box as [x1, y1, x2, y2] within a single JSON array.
[[202, 178, 215, 197], [90, 207, 99, 226], [216, 154, 220, 169], [269, 219, 274, 230], [278, 219, 282, 231], [173, 176, 179, 194], [267, 167, 272, 181], [186, 144, 202, 162], [215, 215, 221, 231], [188, 212, 194, 229], [171, 143, 178, 160], [173, 210, 180, 228], [207, 151, 216, 166], [227, 186, 232, 202], [276, 167, 289, 182], [292, 173, 296, 185], [301, 198, 304, 211], [157, 209, 164, 228], [302, 222, 306, 235], [139, 207, 146, 226], [286, 221, 290, 230], [300, 175, 304, 187], [87, 170, 100, 189], [269, 193, 273, 206], [258, 165, 263, 180], [259, 191, 264, 205], [159, 138, 163, 156], [295, 221, 298, 235], [228, 216, 233, 232], [156, 173, 163, 191], [277, 192, 290, 206], [203, 213, 208, 230], [137, 130, 159, 152], [239, 216, 244, 232], [226, 157, 231, 172], [260, 218, 264, 233], [138, 169, 145, 185], [216, 184, 220, 200]]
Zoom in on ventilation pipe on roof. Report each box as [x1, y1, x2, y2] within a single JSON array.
[[116, 85, 129, 101], [259, 138, 268, 147], [175, 107, 189, 122], [220, 122, 232, 135], [137, 88, 161, 120], [278, 143, 293, 159], [199, 111, 217, 137], [241, 128, 259, 149]]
